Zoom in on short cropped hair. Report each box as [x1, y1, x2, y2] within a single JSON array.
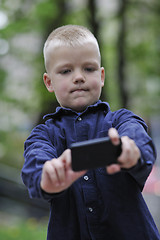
[[43, 25, 101, 72]]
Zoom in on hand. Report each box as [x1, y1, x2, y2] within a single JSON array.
[[40, 149, 86, 193], [106, 128, 140, 174]]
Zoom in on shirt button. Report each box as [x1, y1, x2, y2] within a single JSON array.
[[84, 175, 89, 181], [88, 207, 93, 212], [77, 117, 82, 121]]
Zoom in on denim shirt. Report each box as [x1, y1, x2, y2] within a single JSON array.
[[22, 101, 160, 240]]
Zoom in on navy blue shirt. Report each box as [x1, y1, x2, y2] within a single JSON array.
[[22, 101, 160, 240]]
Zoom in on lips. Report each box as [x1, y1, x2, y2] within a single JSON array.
[[71, 88, 88, 93]]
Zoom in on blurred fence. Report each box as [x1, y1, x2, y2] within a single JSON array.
[[0, 163, 160, 231], [0, 163, 49, 220]]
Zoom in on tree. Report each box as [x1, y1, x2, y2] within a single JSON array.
[[117, 0, 128, 108], [87, 0, 107, 101], [0, 0, 160, 169]]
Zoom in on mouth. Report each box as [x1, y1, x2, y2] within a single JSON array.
[[71, 88, 88, 93]]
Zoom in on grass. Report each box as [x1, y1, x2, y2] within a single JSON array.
[[0, 217, 48, 240]]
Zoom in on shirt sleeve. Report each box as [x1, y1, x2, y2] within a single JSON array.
[[112, 109, 157, 190], [21, 124, 58, 199]]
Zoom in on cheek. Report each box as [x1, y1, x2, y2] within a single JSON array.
[[55, 83, 68, 99], [61, 83, 69, 93], [91, 79, 102, 92]]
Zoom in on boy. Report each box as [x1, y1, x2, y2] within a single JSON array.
[[22, 25, 160, 240]]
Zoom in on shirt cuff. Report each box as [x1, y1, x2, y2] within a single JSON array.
[[40, 187, 66, 201]]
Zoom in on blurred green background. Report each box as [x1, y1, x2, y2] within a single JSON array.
[[0, 0, 160, 239]]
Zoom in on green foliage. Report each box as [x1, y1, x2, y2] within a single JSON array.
[[0, 68, 6, 91], [0, 218, 47, 240], [30, 1, 59, 29], [0, 0, 159, 165], [125, 1, 160, 116], [0, 1, 159, 237]]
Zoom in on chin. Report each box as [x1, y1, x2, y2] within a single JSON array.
[[73, 106, 87, 112], [70, 103, 87, 112], [72, 101, 96, 112]]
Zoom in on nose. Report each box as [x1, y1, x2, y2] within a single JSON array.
[[73, 70, 85, 84]]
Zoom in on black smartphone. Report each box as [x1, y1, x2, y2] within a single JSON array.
[[71, 137, 122, 171]]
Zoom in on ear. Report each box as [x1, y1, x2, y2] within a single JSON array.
[[43, 73, 54, 92], [101, 67, 105, 87]]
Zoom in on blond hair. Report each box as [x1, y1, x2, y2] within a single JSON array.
[[43, 25, 101, 72]]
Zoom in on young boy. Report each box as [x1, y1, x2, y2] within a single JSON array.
[[22, 25, 160, 240]]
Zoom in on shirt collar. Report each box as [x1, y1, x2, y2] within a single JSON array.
[[43, 100, 110, 120]]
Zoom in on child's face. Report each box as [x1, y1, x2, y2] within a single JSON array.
[[44, 42, 105, 112]]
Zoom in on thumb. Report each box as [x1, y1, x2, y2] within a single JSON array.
[[108, 128, 120, 145], [62, 149, 87, 182]]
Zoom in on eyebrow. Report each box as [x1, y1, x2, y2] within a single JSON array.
[[82, 60, 100, 66], [56, 60, 100, 69], [55, 63, 73, 70]]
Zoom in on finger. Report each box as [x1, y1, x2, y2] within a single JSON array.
[[41, 161, 59, 189], [61, 149, 72, 168], [67, 169, 87, 184], [117, 137, 130, 165], [117, 137, 140, 168], [56, 149, 74, 186], [52, 159, 66, 186], [53, 149, 72, 185], [108, 128, 120, 145], [106, 164, 121, 174]]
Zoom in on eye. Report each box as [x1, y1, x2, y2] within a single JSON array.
[[60, 69, 71, 74], [85, 67, 96, 72]]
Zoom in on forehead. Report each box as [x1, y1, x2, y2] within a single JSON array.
[[45, 40, 101, 71]]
